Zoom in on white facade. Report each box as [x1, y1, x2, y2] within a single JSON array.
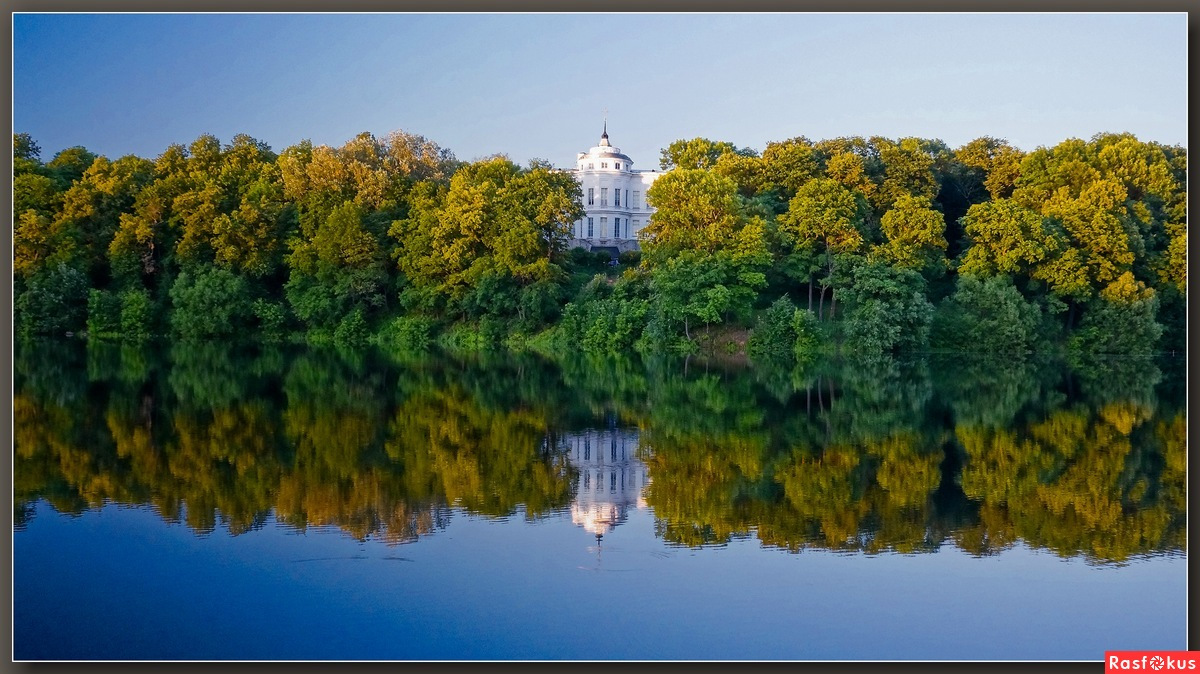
[[565, 126, 664, 254]]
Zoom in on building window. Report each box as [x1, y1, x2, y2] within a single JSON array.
[[588, 187, 594, 206], [587, 217, 594, 237], [632, 219, 640, 236], [610, 472, 617, 492], [614, 218, 621, 238], [600, 188, 607, 207], [588, 163, 594, 170], [601, 162, 607, 168], [584, 437, 590, 460], [633, 191, 640, 209], [584, 471, 590, 489], [625, 190, 629, 208], [615, 162, 621, 170], [611, 438, 617, 461], [614, 190, 620, 207], [600, 217, 607, 237]]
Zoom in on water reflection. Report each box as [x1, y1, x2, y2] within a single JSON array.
[[12, 340, 1186, 565], [561, 428, 649, 542]]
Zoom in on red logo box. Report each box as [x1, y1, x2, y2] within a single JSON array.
[[1107, 652, 1199, 672]]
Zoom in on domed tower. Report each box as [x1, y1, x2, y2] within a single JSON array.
[[568, 123, 664, 256]]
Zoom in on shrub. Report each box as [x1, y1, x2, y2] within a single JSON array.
[[87, 289, 122, 338], [375, 315, 435, 353], [839, 262, 933, 355], [333, 307, 369, 348], [169, 266, 254, 339], [792, 308, 821, 364], [252, 299, 288, 343], [557, 275, 650, 354], [119, 289, 154, 340], [16, 263, 90, 338], [1069, 273, 1162, 354], [747, 296, 797, 362], [933, 275, 1040, 354]]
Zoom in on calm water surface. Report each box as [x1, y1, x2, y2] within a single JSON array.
[[12, 341, 1187, 660]]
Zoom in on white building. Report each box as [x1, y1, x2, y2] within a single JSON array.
[[566, 125, 664, 255]]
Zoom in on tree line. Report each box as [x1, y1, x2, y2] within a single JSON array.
[[13, 129, 1187, 357]]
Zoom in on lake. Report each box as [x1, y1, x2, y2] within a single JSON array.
[[12, 340, 1187, 660]]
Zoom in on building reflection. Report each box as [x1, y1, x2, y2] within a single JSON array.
[[559, 428, 648, 543]]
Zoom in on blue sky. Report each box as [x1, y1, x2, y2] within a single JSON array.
[[12, 13, 1188, 168]]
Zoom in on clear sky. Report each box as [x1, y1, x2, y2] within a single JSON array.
[[12, 12, 1188, 168]]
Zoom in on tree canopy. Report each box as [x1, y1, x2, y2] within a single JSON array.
[[12, 129, 1185, 356]]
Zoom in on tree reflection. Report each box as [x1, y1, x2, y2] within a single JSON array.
[[13, 341, 1186, 563]]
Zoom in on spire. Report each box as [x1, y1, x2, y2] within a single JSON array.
[[599, 111, 610, 146]]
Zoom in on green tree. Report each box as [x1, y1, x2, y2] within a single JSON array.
[[45, 154, 155, 284], [169, 266, 255, 339], [13, 132, 40, 161], [13, 173, 60, 215], [86, 289, 122, 338], [838, 259, 934, 355], [955, 136, 1024, 200], [778, 178, 867, 319], [47, 146, 98, 189], [874, 136, 940, 211], [651, 250, 764, 341], [1035, 178, 1135, 301], [1070, 272, 1162, 354], [16, 263, 91, 338], [957, 199, 1057, 279], [932, 275, 1041, 354], [758, 136, 820, 197], [747, 295, 799, 362], [877, 194, 948, 274], [389, 157, 580, 327], [642, 169, 747, 258], [659, 137, 749, 171], [642, 169, 769, 344], [817, 138, 882, 209], [287, 199, 388, 332], [119, 288, 155, 340]]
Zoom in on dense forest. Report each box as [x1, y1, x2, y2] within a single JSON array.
[[12, 129, 1187, 359]]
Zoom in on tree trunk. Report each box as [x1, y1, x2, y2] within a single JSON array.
[[827, 256, 837, 320], [1066, 301, 1077, 331], [808, 278, 814, 312], [683, 315, 691, 340], [818, 285, 827, 321]]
